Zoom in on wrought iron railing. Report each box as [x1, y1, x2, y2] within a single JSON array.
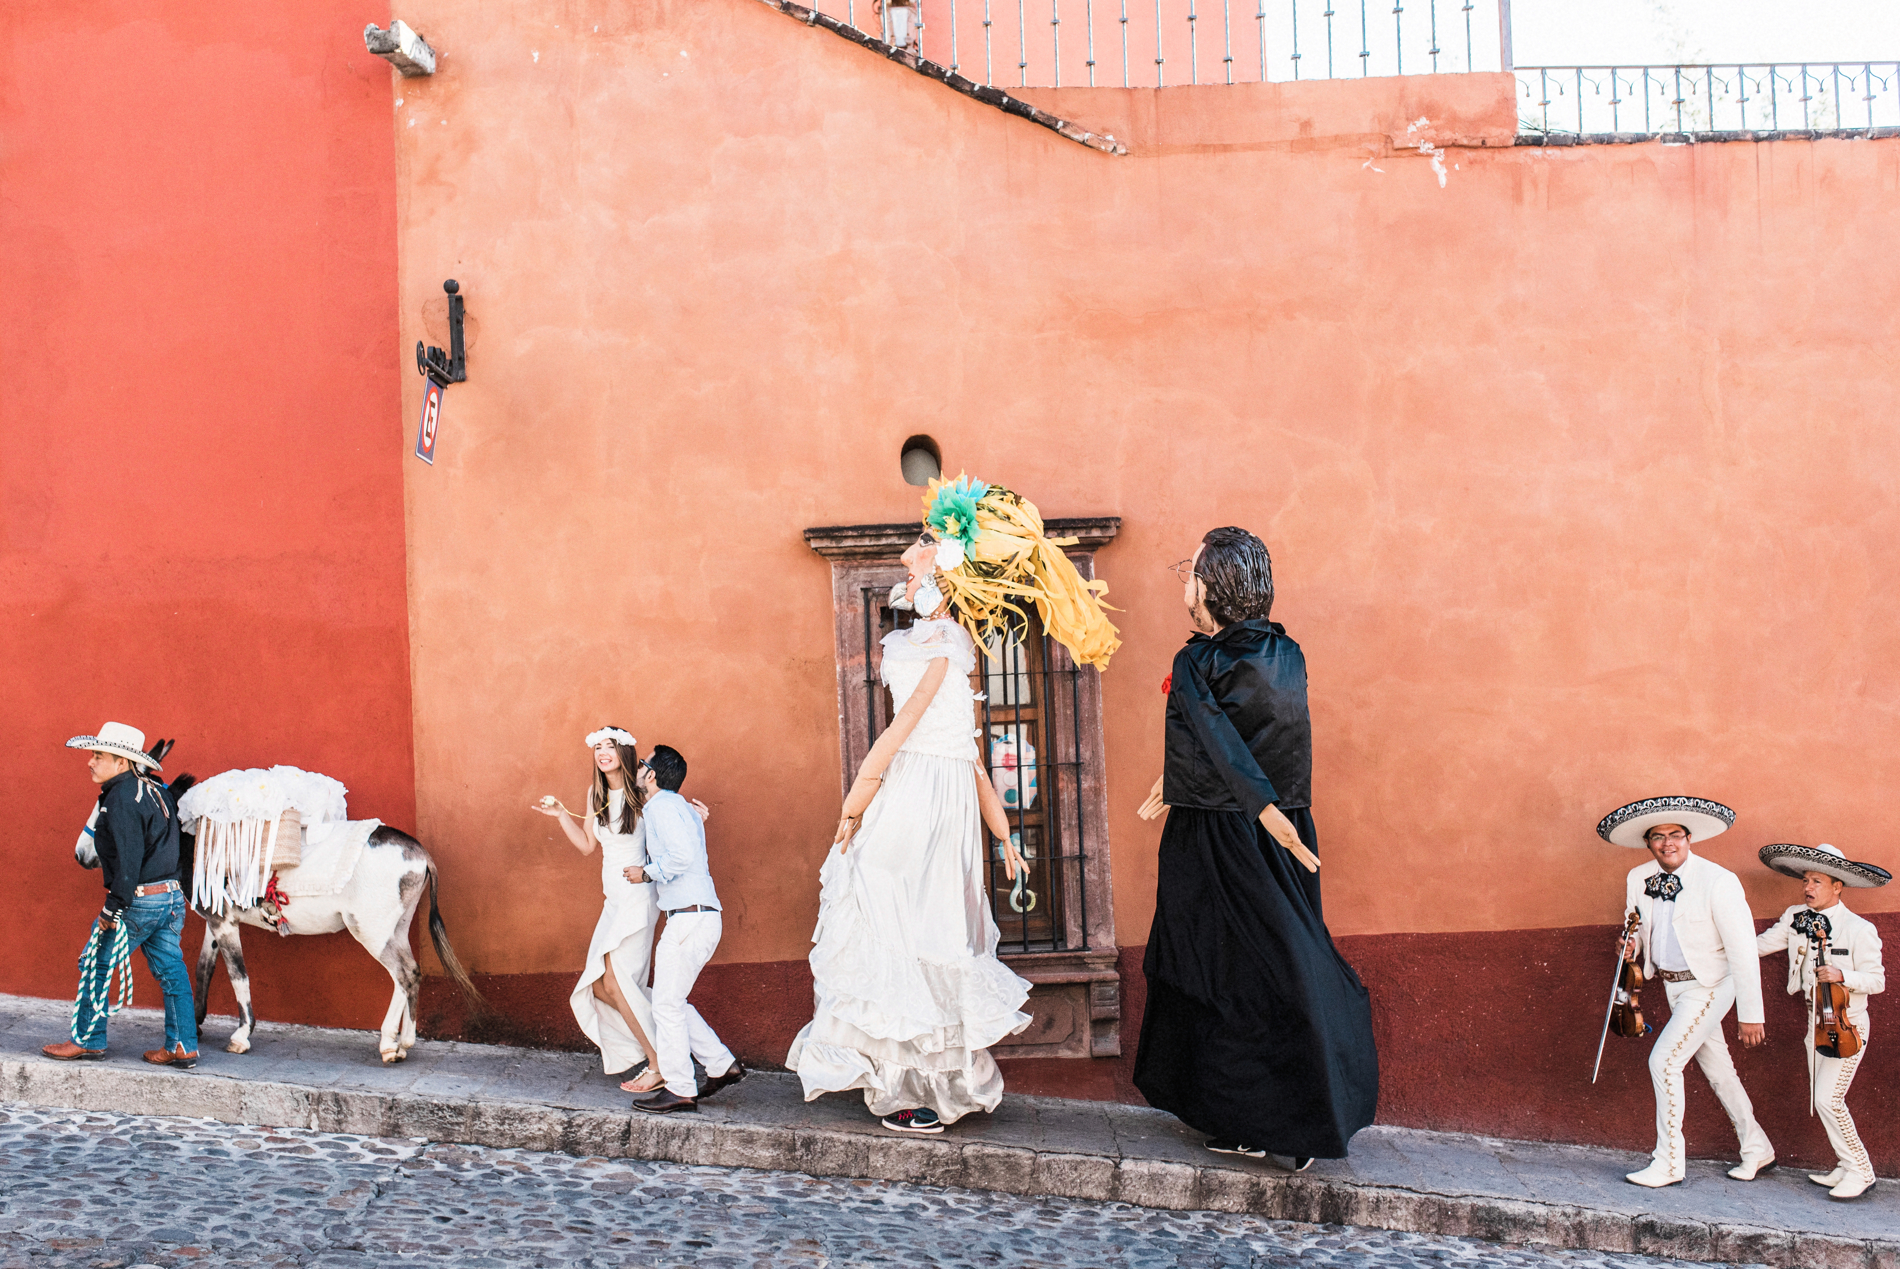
[[805, 0, 1509, 88], [1516, 62, 1900, 138]]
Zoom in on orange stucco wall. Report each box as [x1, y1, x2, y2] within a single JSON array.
[[394, 0, 1898, 983]]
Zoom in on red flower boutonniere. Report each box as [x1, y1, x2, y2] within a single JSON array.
[[1161, 673, 1172, 696]]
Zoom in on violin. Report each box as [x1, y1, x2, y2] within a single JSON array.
[[1592, 910, 1651, 1082], [1610, 910, 1651, 1039], [1813, 926, 1862, 1060]]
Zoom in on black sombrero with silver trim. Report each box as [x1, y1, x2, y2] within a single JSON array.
[[1596, 795, 1735, 849], [1758, 841, 1891, 889]]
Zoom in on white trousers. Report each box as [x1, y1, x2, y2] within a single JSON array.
[[1813, 1010, 1872, 1182], [1649, 976, 1773, 1174], [652, 911, 735, 1099]]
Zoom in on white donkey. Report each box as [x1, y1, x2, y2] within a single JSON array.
[[75, 740, 486, 1063]]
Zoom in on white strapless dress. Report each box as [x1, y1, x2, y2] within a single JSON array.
[[569, 789, 660, 1073], [786, 618, 1032, 1122]]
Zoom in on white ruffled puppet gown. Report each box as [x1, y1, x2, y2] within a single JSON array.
[[787, 617, 1032, 1122], [569, 789, 661, 1073]]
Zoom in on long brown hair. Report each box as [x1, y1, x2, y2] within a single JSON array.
[[588, 729, 646, 834]]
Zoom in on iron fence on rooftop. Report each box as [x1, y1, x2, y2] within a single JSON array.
[[1516, 62, 1900, 139], [810, 0, 1510, 88]]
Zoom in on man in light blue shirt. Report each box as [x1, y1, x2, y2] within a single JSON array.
[[623, 745, 743, 1111]]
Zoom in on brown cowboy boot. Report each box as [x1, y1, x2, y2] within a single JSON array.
[[142, 1042, 199, 1069], [42, 1041, 106, 1060]]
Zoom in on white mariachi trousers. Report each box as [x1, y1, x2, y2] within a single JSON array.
[[1649, 976, 1773, 1174], [1812, 1010, 1872, 1183], [651, 911, 737, 1100]]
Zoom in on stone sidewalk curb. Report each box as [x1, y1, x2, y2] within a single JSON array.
[[3, 1056, 1892, 1269]]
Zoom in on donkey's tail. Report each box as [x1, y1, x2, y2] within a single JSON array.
[[426, 864, 489, 1016]]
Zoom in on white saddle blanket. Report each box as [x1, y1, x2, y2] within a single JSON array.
[[276, 818, 382, 899]]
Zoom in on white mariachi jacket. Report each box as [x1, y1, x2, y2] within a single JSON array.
[[1624, 852, 1767, 1025], [1756, 902, 1885, 1020]]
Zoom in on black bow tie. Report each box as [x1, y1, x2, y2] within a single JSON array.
[[1644, 873, 1683, 901], [1792, 909, 1833, 941]]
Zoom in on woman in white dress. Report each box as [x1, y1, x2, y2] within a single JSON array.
[[787, 476, 1120, 1134], [532, 726, 668, 1095]]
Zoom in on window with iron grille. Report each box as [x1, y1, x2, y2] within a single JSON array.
[[805, 518, 1122, 1058]]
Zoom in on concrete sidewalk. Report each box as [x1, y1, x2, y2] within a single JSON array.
[[0, 994, 1889, 1269]]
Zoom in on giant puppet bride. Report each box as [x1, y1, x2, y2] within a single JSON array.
[[786, 476, 1120, 1133]]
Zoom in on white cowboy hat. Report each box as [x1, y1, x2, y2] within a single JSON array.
[[1596, 795, 1734, 848], [1758, 842, 1891, 889], [65, 721, 161, 771]]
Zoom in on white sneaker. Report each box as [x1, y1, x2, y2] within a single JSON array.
[[1829, 1174, 1876, 1200], [1726, 1156, 1775, 1181], [1625, 1163, 1685, 1188], [1808, 1167, 1846, 1188]]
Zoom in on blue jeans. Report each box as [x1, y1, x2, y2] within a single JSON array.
[[72, 888, 198, 1054]]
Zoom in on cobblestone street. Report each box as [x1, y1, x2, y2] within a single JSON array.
[[0, 1105, 1746, 1269]]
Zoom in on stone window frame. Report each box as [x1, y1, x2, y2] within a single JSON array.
[[802, 518, 1122, 1059]]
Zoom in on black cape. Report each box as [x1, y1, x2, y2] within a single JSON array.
[[1134, 625, 1378, 1158]]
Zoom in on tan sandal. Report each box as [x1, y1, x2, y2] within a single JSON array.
[[620, 1070, 666, 1094]]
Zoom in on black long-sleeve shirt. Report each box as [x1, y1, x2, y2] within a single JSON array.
[[1161, 619, 1314, 815], [93, 770, 182, 912]]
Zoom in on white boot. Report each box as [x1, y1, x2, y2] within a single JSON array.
[[1808, 1166, 1846, 1187], [1829, 1174, 1876, 1200], [1626, 1162, 1684, 1188], [1726, 1155, 1775, 1181]]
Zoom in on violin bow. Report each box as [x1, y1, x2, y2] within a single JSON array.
[[1591, 909, 1638, 1084]]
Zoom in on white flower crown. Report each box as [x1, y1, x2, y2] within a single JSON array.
[[585, 727, 637, 750]]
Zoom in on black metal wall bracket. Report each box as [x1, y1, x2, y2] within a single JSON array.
[[416, 279, 467, 386]]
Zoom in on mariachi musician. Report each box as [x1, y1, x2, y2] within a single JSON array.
[[1754, 842, 1889, 1200], [1599, 796, 1774, 1188]]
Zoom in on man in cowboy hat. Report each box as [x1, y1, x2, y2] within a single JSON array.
[[43, 722, 199, 1067], [1754, 841, 1889, 1200], [1599, 796, 1773, 1187]]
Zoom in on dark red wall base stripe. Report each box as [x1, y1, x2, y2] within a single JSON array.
[[411, 916, 1893, 1175]]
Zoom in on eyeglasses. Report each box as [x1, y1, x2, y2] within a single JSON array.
[[1167, 559, 1199, 581], [1644, 830, 1690, 844]]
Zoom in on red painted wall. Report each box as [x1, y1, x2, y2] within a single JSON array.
[[0, 3, 415, 1029]]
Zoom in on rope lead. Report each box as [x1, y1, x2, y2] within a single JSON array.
[[72, 919, 134, 1031]]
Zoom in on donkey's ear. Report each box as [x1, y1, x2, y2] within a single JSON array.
[[151, 738, 175, 763]]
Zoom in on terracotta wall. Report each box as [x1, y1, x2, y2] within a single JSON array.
[[388, 0, 1898, 1168], [0, 2, 416, 1025], [393, 0, 1897, 974]]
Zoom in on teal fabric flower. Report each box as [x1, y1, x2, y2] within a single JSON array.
[[927, 477, 988, 555]]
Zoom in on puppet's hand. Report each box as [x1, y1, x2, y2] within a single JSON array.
[[690, 798, 710, 823], [1000, 835, 1026, 882], [1137, 773, 1166, 821], [1260, 804, 1320, 873]]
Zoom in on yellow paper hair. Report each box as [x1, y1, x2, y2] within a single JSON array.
[[922, 476, 1121, 670]]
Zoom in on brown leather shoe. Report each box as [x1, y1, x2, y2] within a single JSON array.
[[42, 1041, 106, 1061], [142, 1043, 199, 1069]]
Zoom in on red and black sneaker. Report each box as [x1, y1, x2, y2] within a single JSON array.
[[880, 1108, 944, 1134]]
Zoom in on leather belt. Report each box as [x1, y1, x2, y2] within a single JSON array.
[[665, 904, 717, 916], [1657, 968, 1697, 983], [134, 879, 180, 897]]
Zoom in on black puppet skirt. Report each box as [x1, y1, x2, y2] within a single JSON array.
[[1133, 807, 1379, 1158]]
